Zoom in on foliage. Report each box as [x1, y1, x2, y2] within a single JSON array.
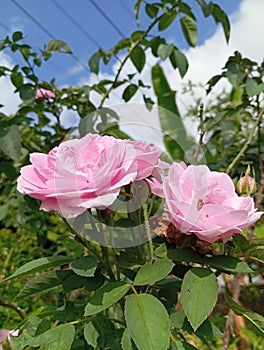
[[0, 1, 263, 350]]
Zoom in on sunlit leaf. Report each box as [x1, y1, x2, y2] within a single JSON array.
[[180, 15, 198, 47]]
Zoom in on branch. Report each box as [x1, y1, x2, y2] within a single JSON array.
[[193, 103, 205, 165], [0, 298, 26, 320]]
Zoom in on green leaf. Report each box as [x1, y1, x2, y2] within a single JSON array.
[[226, 293, 264, 335], [167, 248, 203, 263], [212, 4, 230, 43], [157, 43, 174, 61], [0, 125, 21, 161], [246, 77, 264, 97], [17, 270, 72, 298], [181, 268, 218, 331], [11, 71, 23, 88], [5, 256, 73, 281], [122, 84, 138, 102], [0, 204, 8, 221], [125, 293, 170, 350], [130, 46, 145, 73], [171, 341, 198, 350], [205, 255, 253, 274], [38, 324, 75, 350], [121, 328, 134, 350], [84, 282, 130, 316], [134, 259, 174, 286], [145, 4, 159, 18], [158, 11, 177, 31], [45, 39, 72, 54], [170, 49, 189, 78], [12, 31, 23, 42], [88, 50, 102, 74], [18, 83, 35, 102], [180, 15, 198, 47], [72, 256, 97, 277], [84, 322, 99, 348]]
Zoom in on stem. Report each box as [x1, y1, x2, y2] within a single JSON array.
[[98, 4, 178, 109], [226, 108, 264, 175], [0, 298, 26, 320], [193, 103, 205, 165], [143, 203, 154, 261]]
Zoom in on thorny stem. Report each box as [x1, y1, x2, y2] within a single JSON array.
[[255, 99, 264, 209], [193, 103, 205, 165], [226, 108, 264, 175], [0, 298, 26, 320]]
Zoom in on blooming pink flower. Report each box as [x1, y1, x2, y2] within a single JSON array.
[[125, 140, 162, 180], [162, 163, 263, 243], [35, 88, 55, 99], [17, 134, 161, 219]]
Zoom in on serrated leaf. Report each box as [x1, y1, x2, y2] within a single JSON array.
[[121, 328, 134, 350], [45, 39, 72, 54], [5, 256, 73, 281], [17, 270, 72, 298], [134, 259, 174, 286], [84, 282, 130, 316], [130, 46, 145, 73], [84, 322, 99, 347], [167, 248, 203, 263], [172, 341, 198, 350], [125, 293, 170, 350], [12, 31, 23, 42], [38, 324, 75, 350], [181, 268, 218, 331], [145, 4, 159, 18], [0, 125, 21, 161], [18, 83, 35, 102], [122, 84, 138, 102], [180, 15, 198, 47], [11, 71, 23, 88], [158, 11, 177, 31], [157, 43, 174, 61], [205, 256, 253, 274], [72, 256, 97, 277], [226, 293, 264, 335]]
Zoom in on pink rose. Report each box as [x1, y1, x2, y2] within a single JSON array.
[[35, 88, 55, 99], [125, 140, 162, 180], [0, 329, 19, 350], [162, 163, 263, 243], [17, 134, 138, 218]]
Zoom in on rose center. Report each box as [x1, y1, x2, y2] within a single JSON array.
[[197, 199, 204, 211]]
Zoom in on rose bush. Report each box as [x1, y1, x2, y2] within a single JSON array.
[[150, 162, 263, 243], [17, 133, 161, 218], [35, 88, 55, 99]]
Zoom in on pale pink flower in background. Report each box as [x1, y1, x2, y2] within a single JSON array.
[[35, 88, 55, 99], [0, 329, 19, 350], [125, 140, 162, 180], [162, 162, 263, 243], [17, 134, 138, 218]]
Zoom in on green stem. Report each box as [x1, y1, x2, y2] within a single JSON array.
[[143, 203, 154, 261]]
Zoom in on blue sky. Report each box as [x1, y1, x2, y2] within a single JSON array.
[[0, 0, 241, 86]]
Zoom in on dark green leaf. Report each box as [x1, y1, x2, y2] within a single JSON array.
[[205, 255, 253, 274], [145, 4, 159, 18], [72, 256, 97, 277], [88, 50, 102, 74], [167, 248, 203, 263], [11, 71, 23, 88], [226, 293, 264, 335], [181, 268, 218, 331], [158, 11, 177, 31], [130, 46, 145, 73], [12, 31, 23, 42], [170, 49, 189, 78], [84, 282, 130, 316], [212, 4, 230, 43], [134, 258, 174, 285], [122, 84, 138, 102], [180, 15, 198, 47], [0, 125, 21, 161], [18, 83, 35, 102], [5, 256, 73, 281], [17, 270, 72, 298], [125, 293, 170, 350]]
